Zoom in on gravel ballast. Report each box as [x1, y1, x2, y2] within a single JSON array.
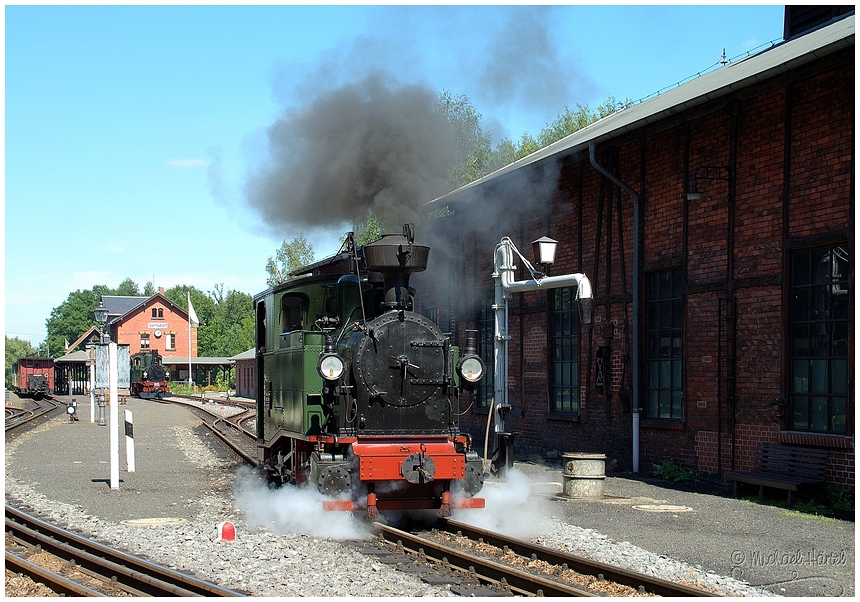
[[5, 397, 853, 597]]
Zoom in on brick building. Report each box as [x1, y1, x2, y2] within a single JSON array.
[[100, 289, 198, 359], [415, 8, 854, 487]]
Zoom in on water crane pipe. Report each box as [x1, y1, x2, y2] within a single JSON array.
[[490, 237, 593, 470]]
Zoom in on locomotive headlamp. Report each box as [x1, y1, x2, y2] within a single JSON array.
[[457, 356, 485, 383], [456, 329, 484, 384], [318, 353, 345, 381]]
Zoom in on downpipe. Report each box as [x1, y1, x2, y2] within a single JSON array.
[[589, 141, 641, 473]]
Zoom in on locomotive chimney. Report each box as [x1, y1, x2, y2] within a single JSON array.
[[362, 224, 429, 310]]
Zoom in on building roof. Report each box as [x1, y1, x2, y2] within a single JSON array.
[[66, 325, 101, 352], [422, 13, 854, 211], [102, 291, 192, 326], [102, 295, 148, 321], [54, 350, 90, 364], [230, 348, 255, 361]]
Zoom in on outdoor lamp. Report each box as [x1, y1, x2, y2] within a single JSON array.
[[532, 236, 558, 267], [94, 303, 108, 325], [684, 178, 703, 201]]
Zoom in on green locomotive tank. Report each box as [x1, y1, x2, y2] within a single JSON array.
[[254, 225, 486, 518]]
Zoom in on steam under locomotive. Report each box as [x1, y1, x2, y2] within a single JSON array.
[[254, 225, 486, 518], [130, 350, 170, 399]]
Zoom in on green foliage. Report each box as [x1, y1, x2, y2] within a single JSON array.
[[653, 459, 693, 482], [44, 285, 112, 357], [438, 89, 494, 189], [196, 286, 254, 358], [742, 484, 853, 519], [352, 213, 385, 246], [5, 336, 38, 390], [440, 91, 631, 189], [265, 234, 316, 286]]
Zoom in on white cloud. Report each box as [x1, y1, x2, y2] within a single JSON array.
[[167, 158, 210, 168]]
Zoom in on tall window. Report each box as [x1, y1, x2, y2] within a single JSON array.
[[790, 246, 849, 434], [476, 298, 495, 410], [552, 287, 581, 414], [166, 333, 176, 351], [140, 333, 150, 349], [646, 270, 683, 419]]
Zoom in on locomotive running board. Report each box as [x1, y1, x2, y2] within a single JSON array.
[[323, 497, 485, 512]]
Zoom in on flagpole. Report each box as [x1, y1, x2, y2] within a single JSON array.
[[188, 291, 192, 389]]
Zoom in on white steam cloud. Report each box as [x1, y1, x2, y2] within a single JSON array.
[[453, 468, 552, 538], [233, 466, 372, 541]]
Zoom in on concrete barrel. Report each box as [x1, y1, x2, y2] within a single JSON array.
[[561, 452, 606, 498]]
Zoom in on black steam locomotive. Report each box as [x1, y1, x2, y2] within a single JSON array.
[[130, 350, 170, 399], [254, 225, 486, 517]]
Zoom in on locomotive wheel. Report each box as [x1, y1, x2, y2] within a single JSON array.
[[317, 465, 352, 496]]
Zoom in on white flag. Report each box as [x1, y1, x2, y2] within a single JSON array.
[[188, 294, 200, 327]]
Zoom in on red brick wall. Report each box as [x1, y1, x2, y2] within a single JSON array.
[[420, 51, 853, 487], [114, 295, 197, 358]]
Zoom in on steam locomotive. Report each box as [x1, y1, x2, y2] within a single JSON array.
[[254, 225, 486, 518], [130, 350, 170, 399]]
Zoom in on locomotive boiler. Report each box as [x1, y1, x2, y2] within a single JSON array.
[[254, 225, 486, 518]]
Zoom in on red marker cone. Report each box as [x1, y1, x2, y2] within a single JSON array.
[[217, 520, 236, 542]]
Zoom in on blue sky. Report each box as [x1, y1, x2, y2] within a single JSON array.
[[4, 3, 786, 348]]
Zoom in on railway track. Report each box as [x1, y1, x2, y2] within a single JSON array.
[[5, 504, 246, 597], [5, 397, 59, 432], [359, 520, 721, 597], [158, 396, 724, 597]]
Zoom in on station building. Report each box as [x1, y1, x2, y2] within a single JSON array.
[[416, 8, 854, 487], [98, 289, 198, 360]]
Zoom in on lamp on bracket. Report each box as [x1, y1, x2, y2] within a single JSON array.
[[684, 165, 734, 202]]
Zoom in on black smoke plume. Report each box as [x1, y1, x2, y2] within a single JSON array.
[[245, 73, 457, 238]]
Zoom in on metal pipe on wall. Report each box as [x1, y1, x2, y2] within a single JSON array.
[[588, 141, 642, 473]]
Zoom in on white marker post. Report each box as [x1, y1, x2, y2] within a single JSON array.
[[109, 342, 120, 490], [124, 410, 135, 473], [89, 352, 96, 423]]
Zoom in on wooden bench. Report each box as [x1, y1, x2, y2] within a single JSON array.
[[725, 444, 828, 508]]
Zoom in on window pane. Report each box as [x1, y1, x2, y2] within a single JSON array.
[[789, 245, 850, 434], [811, 396, 828, 431], [831, 397, 846, 434], [791, 360, 808, 393], [791, 395, 809, 429]]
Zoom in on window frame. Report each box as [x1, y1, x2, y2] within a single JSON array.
[[788, 245, 850, 435], [550, 286, 581, 415], [644, 269, 684, 420]]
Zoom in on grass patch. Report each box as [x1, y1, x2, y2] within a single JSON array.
[[653, 459, 694, 482], [740, 485, 853, 520]]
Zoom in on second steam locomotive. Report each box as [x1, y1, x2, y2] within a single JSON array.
[[254, 225, 486, 518]]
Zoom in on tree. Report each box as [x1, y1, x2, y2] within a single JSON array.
[[265, 234, 316, 286], [5, 336, 37, 390], [114, 278, 142, 296], [352, 213, 385, 246], [438, 90, 493, 189], [44, 285, 112, 357]]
